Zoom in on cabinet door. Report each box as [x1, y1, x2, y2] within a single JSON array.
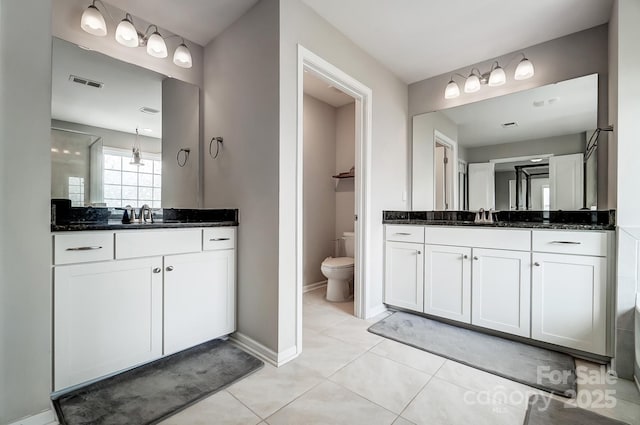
[[164, 250, 236, 355], [424, 244, 471, 323], [471, 248, 531, 337], [54, 257, 163, 391], [531, 253, 607, 355], [384, 242, 424, 312]]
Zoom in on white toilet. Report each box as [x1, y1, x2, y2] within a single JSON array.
[[321, 231, 354, 302]]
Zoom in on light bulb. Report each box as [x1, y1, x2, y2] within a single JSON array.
[[488, 66, 506, 86], [444, 80, 460, 99], [147, 32, 168, 58], [515, 57, 535, 80], [116, 16, 139, 47], [80, 5, 107, 36], [464, 74, 481, 93], [173, 43, 193, 68]]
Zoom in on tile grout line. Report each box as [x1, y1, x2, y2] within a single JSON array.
[[224, 389, 267, 423]]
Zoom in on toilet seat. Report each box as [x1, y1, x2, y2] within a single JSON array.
[[322, 257, 354, 269]]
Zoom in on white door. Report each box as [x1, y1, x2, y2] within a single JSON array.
[[384, 242, 424, 312], [471, 248, 531, 337], [424, 244, 471, 323], [531, 252, 607, 355], [54, 257, 163, 391], [468, 162, 495, 210], [164, 250, 236, 355], [549, 153, 583, 210]]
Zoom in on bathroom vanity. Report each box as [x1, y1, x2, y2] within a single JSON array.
[[51, 209, 237, 392], [382, 210, 615, 358]]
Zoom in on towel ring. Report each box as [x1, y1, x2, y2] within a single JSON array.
[[209, 136, 224, 159], [176, 148, 190, 167]]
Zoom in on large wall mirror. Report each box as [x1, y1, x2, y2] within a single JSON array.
[[412, 74, 601, 211], [51, 37, 201, 209]]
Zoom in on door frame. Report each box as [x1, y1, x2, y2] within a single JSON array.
[[433, 130, 458, 210], [296, 45, 373, 348]]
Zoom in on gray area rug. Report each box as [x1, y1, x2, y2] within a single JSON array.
[[368, 311, 576, 396], [52, 339, 264, 425], [524, 395, 629, 425]]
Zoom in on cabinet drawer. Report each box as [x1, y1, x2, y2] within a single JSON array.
[[203, 227, 236, 251], [115, 229, 202, 259], [54, 232, 114, 265], [425, 227, 531, 251], [532, 230, 609, 256], [385, 225, 424, 243]]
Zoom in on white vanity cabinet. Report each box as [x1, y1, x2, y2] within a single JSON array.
[[384, 226, 425, 312], [52, 226, 237, 391], [531, 230, 609, 355]]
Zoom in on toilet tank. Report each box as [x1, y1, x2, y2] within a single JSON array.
[[343, 232, 355, 257]]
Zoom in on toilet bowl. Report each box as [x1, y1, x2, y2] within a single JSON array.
[[321, 232, 354, 302]]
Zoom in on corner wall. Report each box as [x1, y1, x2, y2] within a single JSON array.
[[0, 1, 54, 423]]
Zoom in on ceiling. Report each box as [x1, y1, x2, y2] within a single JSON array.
[[51, 37, 163, 137], [304, 71, 355, 108], [104, 0, 260, 46], [440, 74, 598, 148]]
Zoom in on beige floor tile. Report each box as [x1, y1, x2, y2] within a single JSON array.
[[402, 377, 525, 425], [575, 359, 640, 406], [329, 351, 432, 414], [371, 339, 446, 375], [159, 390, 261, 425], [227, 362, 324, 419], [321, 316, 384, 350], [294, 329, 367, 377], [265, 381, 397, 425], [303, 303, 352, 333], [435, 360, 544, 409], [392, 416, 416, 425]]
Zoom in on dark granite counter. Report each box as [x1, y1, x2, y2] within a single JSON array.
[[51, 201, 238, 231], [383, 210, 615, 231]]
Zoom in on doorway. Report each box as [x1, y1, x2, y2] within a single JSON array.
[[296, 46, 372, 356], [433, 131, 458, 210]]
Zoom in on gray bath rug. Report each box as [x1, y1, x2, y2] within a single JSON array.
[[524, 395, 629, 425], [368, 311, 576, 397], [52, 339, 264, 425]]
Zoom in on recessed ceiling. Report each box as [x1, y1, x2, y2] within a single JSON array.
[[52, 37, 163, 137], [304, 72, 355, 108], [103, 0, 260, 46], [302, 0, 612, 83]]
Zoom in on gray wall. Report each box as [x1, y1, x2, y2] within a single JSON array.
[[303, 95, 336, 286], [0, 1, 53, 423], [495, 171, 515, 211], [335, 103, 356, 240], [409, 25, 611, 207], [279, 0, 409, 353], [203, 0, 280, 352], [162, 79, 201, 208], [52, 119, 161, 153], [465, 133, 585, 163]]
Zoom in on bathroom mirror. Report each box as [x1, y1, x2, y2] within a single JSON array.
[[51, 37, 200, 208], [412, 74, 601, 211]]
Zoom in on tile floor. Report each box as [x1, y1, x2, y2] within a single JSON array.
[[161, 286, 640, 425]]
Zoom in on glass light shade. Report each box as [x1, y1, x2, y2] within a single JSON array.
[[130, 149, 144, 166], [116, 18, 139, 47], [173, 44, 193, 68], [488, 66, 506, 86], [147, 32, 168, 58], [515, 58, 535, 80], [444, 80, 460, 99], [464, 74, 481, 93], [81, 5, 107, 36]]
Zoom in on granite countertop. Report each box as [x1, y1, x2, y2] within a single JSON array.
[[51, 203, 239, 232], [383, 210, 616, 231]]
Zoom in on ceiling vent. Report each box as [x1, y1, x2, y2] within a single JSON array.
[[501, 121, 518, 128], [139, 106, 160, 115], [69, 74, 104, 89]]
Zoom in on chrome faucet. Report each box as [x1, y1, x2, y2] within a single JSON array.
[[139, 204, 154, 223]]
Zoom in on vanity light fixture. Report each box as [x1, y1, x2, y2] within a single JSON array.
[[80, 1, 192, 68], [444, 53, 535, 99]]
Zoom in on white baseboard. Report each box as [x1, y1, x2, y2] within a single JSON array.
[[303, 280, 327, 293], [7, 409, 57, 425], [230, 332, 279, 367], [635, 375, 640, 395], [365, 304, 388, 320], [276, 345, 299, 366]]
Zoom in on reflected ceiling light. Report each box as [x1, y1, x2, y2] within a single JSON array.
[[80, 1, 192, 68], [80, 1, 107, 36], [443, 54, 534, 99], [530, 158, 543, 163], [51, 148, 59, 153]]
